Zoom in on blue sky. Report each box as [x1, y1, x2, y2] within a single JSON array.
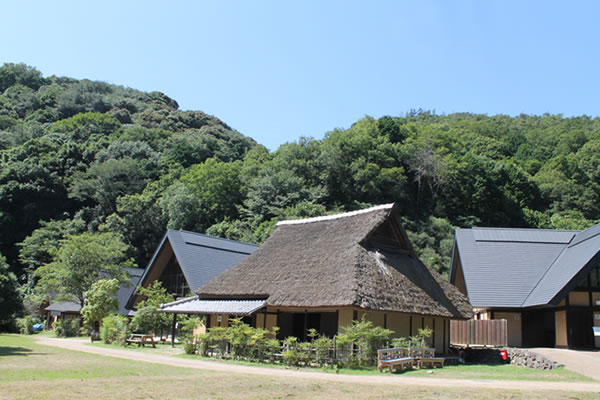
[[2, 1, 599, 150]]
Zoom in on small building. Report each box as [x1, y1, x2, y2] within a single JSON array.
[[161, 204, 472, 354], [450, 226, 600, 349], [45, 266, 143, 329], [126, 229, 259, 309]]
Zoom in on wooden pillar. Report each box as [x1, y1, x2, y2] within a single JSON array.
[[303, 310, 308, 342], [443, 319, 447, 354], [171, 313, 177, 348], [565, 295, 571, 348], [432, 318, 436, 349]]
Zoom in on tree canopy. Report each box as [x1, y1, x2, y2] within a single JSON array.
[[34, 232, 132, 306], [2, 64, 600, 330], [80, 278, 120, 328]]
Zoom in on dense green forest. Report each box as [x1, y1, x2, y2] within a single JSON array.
[[1, 63, 599, 329]]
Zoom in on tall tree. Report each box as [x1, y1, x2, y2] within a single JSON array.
[[0, 253, 21, 331], [34, 232, 132, 306], [81, 278, 120, 330]]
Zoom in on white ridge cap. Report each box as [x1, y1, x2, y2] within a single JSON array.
[[276, 203, 394, 226]]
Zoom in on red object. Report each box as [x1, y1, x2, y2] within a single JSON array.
[[499, 349, 508, 361]]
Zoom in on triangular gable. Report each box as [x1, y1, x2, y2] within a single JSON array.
[[451, 228, 573, 308], [126, 230, 258, 309], [523, 224, 600, 307], [452, 223, 600, 309]]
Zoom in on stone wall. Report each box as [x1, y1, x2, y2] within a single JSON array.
[[506, 348, 563, 370]]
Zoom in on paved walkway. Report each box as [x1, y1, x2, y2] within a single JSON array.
[[530, 347, 600, 382], [37, 338, 600, 393]]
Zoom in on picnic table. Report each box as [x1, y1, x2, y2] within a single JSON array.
[[125, 334, 157, 348]]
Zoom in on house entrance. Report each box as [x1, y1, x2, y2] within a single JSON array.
[[277, 312, 338, 340], [522, 309, 555, 347], [567, 307, 593, 349]]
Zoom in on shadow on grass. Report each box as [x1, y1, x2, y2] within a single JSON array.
[[0, 346, 48, 357]]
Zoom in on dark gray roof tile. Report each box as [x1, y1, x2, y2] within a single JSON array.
[[454, 224, 600, 309]]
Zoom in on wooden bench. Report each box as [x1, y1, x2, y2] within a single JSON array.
[[414, 348, 445, 369], [126, 334, 156, 348], [377, 347, 415, 373]]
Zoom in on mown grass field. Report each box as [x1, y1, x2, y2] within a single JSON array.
[[91, 340, 592, 382], [1, 334, 598, 400]]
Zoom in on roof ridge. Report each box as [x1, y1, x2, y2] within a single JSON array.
[[520, 241, 570, 307], [471, 227, 581, 233], [170, 229, 259, 247], [277, 203, 394, 226], [160, 295, 199, 308]]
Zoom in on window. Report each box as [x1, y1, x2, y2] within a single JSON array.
[[577, 264, 600, 289]]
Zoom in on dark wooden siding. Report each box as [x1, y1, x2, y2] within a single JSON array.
[[450, 319, 508, 347]]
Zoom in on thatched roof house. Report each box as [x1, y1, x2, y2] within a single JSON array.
[[161, 203, 472, 353], [198, 203, 471, 318]]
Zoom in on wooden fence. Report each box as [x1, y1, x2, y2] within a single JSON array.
[[450, 319, 507, 347]]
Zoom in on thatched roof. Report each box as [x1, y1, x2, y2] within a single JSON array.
[[197, 204, 472, 319]]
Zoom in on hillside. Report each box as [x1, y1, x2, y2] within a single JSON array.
[[1, 63, 600, 328]]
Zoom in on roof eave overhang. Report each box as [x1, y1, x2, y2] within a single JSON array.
[[159, 297, 267, 316], [125, 231, 170, 309], [546, 249, 600, 306]]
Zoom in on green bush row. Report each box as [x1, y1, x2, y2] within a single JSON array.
[[187, 317, 433, 369]]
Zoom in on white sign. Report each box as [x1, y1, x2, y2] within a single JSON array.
[[51, 311, 61, 316], [593, 327, 600, 337]]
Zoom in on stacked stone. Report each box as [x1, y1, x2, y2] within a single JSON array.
[[506, 348, 563, 370]]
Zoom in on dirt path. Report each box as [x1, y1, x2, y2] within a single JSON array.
[[530, 347, 600, 381], [38, 338, 600, 393]]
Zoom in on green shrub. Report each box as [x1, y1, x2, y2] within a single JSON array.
[[200, 326, 228, 357], [16, 316, 36, 334], [390, 336, 410, 348], [54, 318, 81, 337], [100, 314, 129, 344], [282, 347, 301, 366], [183, 340, 198, 354], [335, 317, 393, 367], [391, 328, 433, 349], [313, 335, 334, 366], [180, 316, 203, 354]]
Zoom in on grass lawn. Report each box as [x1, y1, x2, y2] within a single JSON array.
[[401, 364, 594, 382], [90, 338, 593, 382], [1, 334, 597, 400]]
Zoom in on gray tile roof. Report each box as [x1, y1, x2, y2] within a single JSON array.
[[452, 226, 595, 308], [159, 296, 266, 315], [45, 266, 144, 315], [129, 230, 258, 308], [166, 230, 258, 292], [45, 301, 81, 313], [523, 225, 600, 307], [117, 267, 143, 315]]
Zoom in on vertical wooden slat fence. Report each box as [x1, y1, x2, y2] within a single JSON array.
[[450, 319, 507, 347]]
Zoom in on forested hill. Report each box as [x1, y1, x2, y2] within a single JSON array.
[[2, 63, 600, 290]]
